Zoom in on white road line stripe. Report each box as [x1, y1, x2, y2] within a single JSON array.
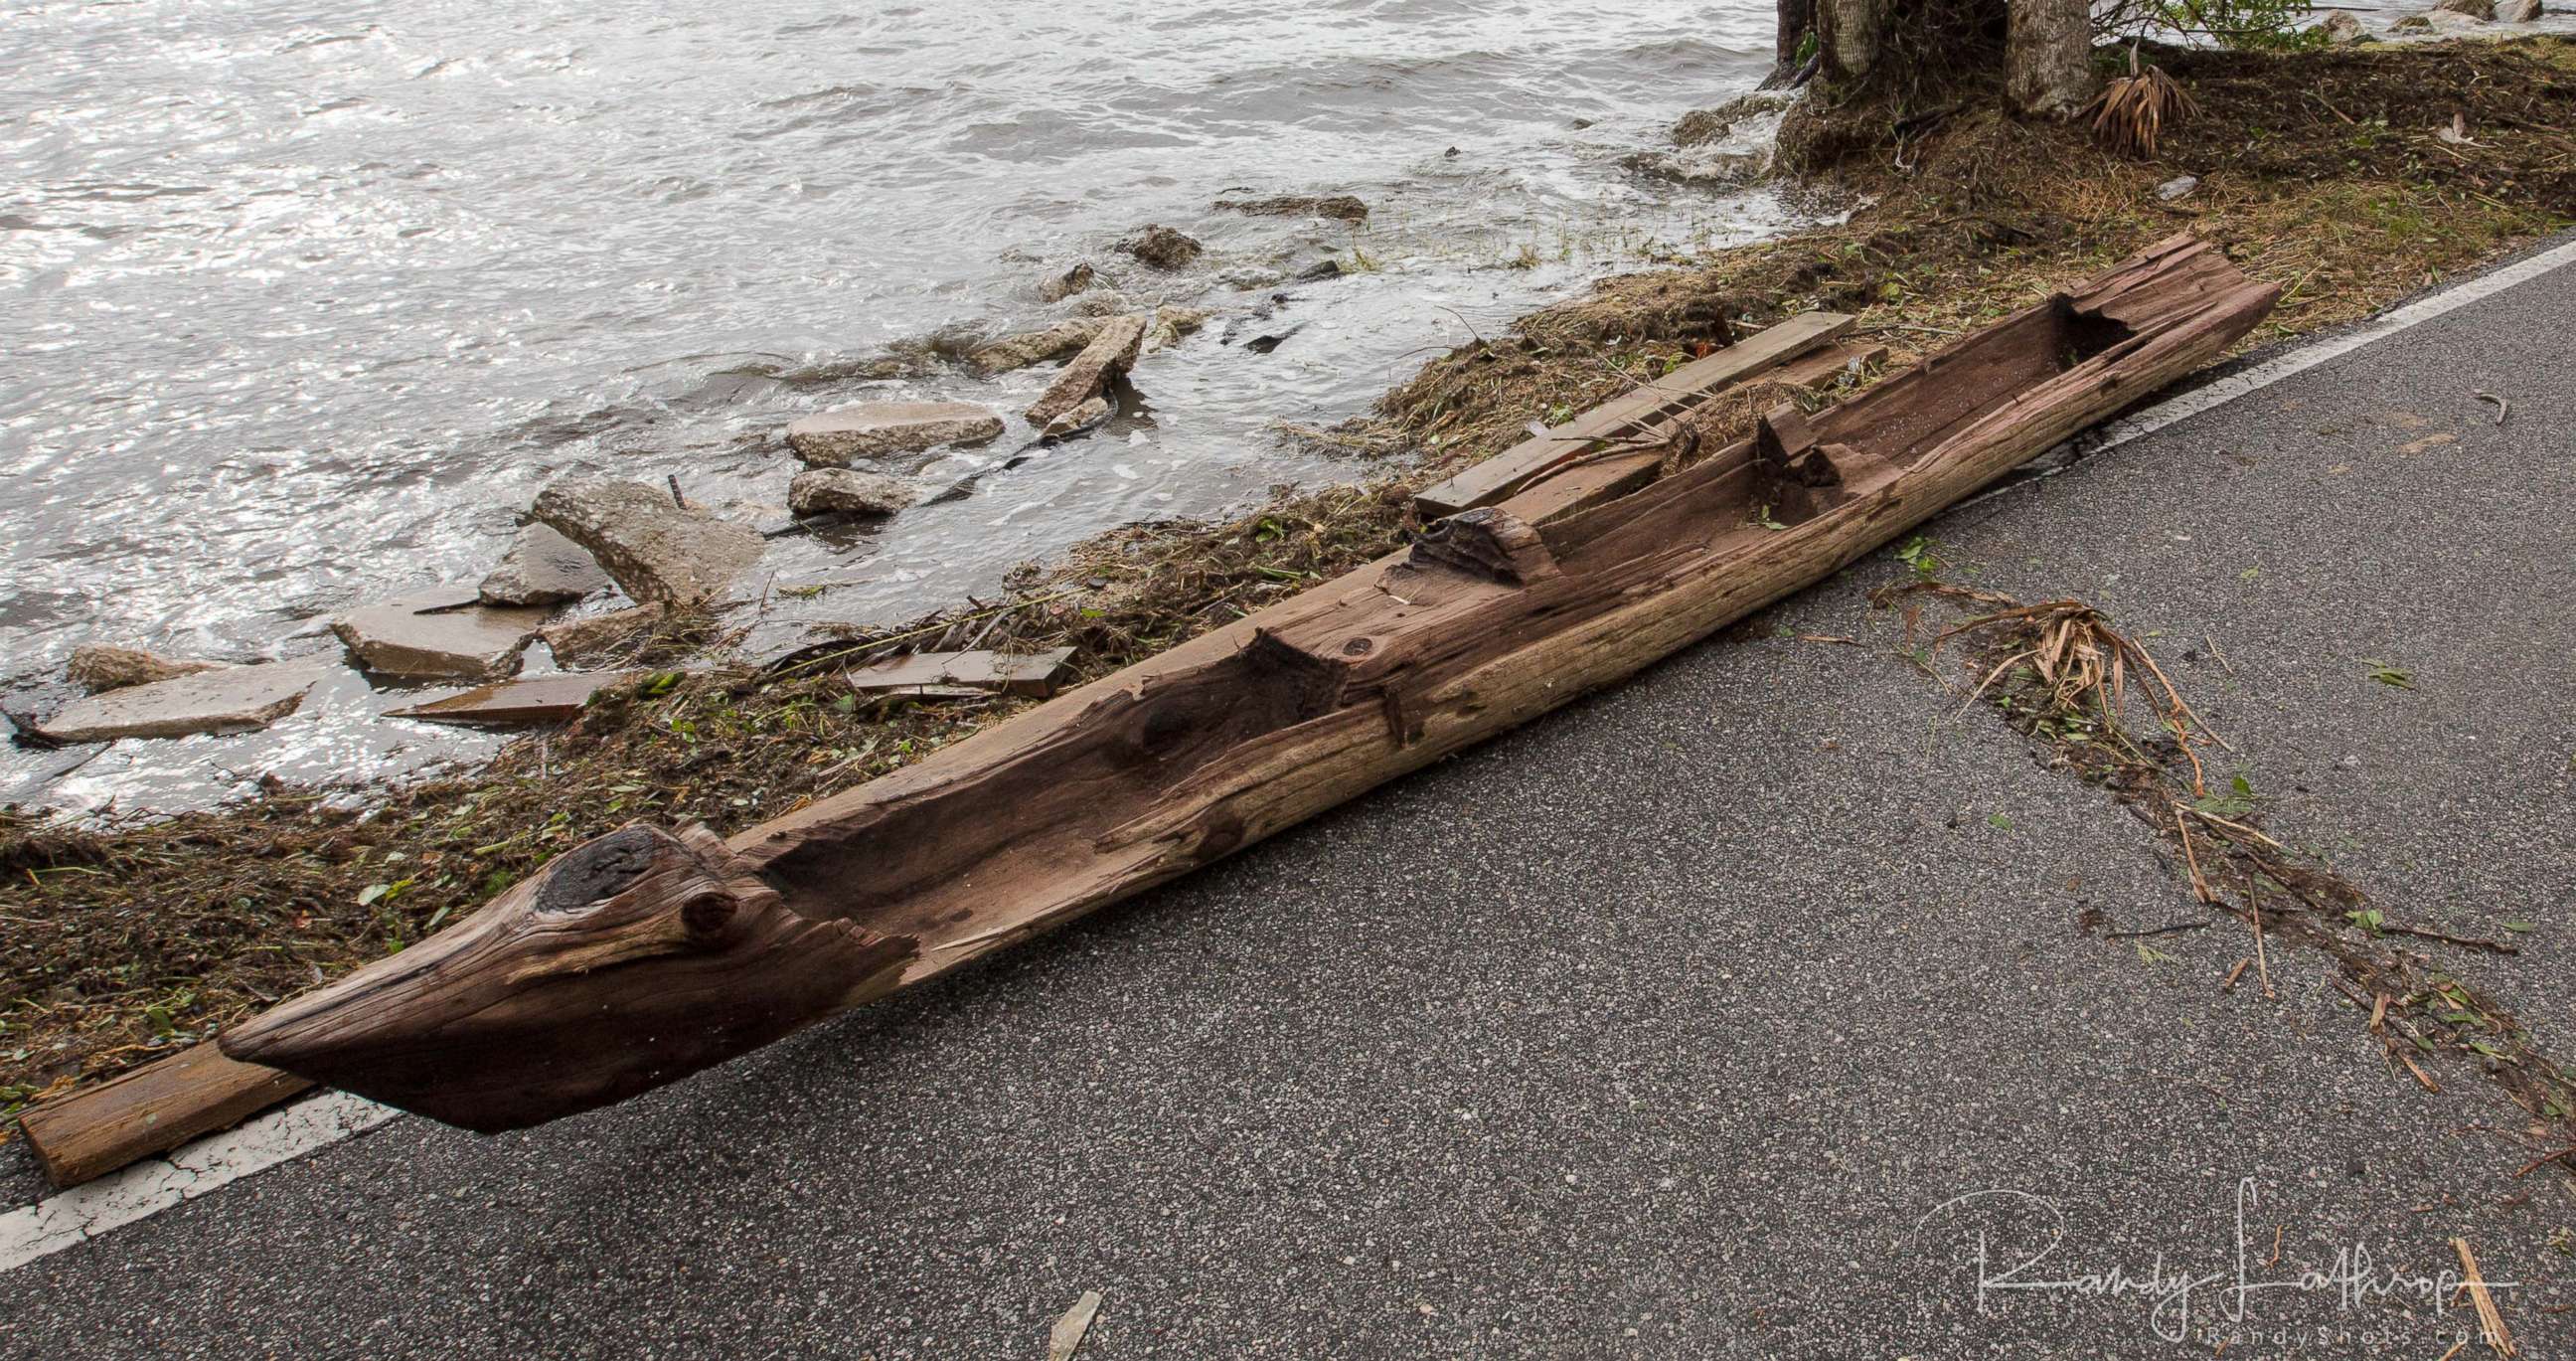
[[4, 235, 2572, 1280], [1, 1092, 396, 1274]]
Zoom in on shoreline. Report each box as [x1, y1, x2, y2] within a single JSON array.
[[6, 35, 2572, 1129]]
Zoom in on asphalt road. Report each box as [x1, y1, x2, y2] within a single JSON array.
[[4, 239, 2572, 1359]]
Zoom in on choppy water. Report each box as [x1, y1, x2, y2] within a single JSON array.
[[1, 0, 1804, 812]]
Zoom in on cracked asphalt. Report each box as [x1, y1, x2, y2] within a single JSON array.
[[3, 237, 2572, 1358]]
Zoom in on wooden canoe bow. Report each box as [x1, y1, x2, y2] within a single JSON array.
[[223, 235, 2278, 1131]]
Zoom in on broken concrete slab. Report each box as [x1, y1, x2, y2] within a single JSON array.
[[1041, 396, 1111, 439], [538, 604, 664, 667], [65, 644, 226, 694], [532, 479, 765, 605], [846, 647, 1075, 698], [784, 402, 1006, 466], [387, 672, 638, 727], [1026, 314, 1147, 428], [33, 661, 324, 743], [967, 318, 1112, 376], [333, 587, 550, 681], [788, 468, 924, 518], [477, 523, 609, 606]]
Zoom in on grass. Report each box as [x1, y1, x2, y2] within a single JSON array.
[[5, 35, 2573, 1131]]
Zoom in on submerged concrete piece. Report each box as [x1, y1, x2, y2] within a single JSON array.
[[35, 662, 323, 743], [967, 318, 1112, 376], [532, 479, 765, 605], [333, 587, 550, 681], [387, 672, 638, 727], [1025, 314, 1147, 428], [787, 468, 924, 518], [477, 523, 609, 606], [784, 403, 1005, 466]]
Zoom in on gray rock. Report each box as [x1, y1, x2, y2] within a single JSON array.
[[477, 523, 609, 606], [783, 401, 1005, 466], [1118, 224, 1204, 270], [1026, 314, 1148, 427], [532, 479, 766, 605], [1041, 396, 1112, 438], [1037, 262, 1095, 302], [2496, 0, 2541, 19], [334, 586, 551, 680], [35, 661, 323, 743], [65, 644, 226, 694], [2390, 13, 2431, 26], [2432, 0, 2493, 16], [2426, 5, 2489, 24], [967, 319, 1112, 376], [2321, 10, 2369, 40], [787, 468, 925, 518], [1067, 290, 1135, 318]]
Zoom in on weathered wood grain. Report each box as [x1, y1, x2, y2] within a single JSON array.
[[17, 1044, 310, 1188], [1411, 310, 1854, 519]]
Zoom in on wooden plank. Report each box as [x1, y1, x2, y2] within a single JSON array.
[[1501, 339, 1891, 526], [847, 648, 1075, 698], [17, 1044, 310, 1188], [386, 671, 638, 727], [1411, 310, 1854, 519], [216, 237, 2277, 1134]]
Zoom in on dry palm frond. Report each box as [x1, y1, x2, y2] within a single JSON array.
[[2084, 47, 2199, 160], [1875, 582, 2226, 795]]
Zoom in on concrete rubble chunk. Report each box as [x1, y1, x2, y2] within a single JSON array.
[[333, 586, 551, 681], [540, 604, 665, 667], [2496, 0, 2540, 19], [2321, 10, 2368, 39], [784, 402, 1006, 466], [35, 661, 323, 743], [1213, 194, 1369, 222], [387, 672, 638, 727], [1026, 314, 1148, 428], [533, 479, 766, 605], [967, 318, 1111, 376], [847, 647, 1076, 699], [1037, 262, 1095, 302], [2431, 0, 2494, 16], [1146, 305, 1213, 353], [1042, 396, 1112, 438], [1117, 224, 1203, 270], [788, 468, 925, 518], [478, 523, 610, 606], [66, 644, 226, 694]]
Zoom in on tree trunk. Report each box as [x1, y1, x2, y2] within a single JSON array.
[[1776, 0, 1817, 68], [1816, 0, 1890, 84], [223, 238, 2278, 1136], [2008, 0, 2098, 117]]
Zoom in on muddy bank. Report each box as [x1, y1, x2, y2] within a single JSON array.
[[5, 37, 2573, 1127]]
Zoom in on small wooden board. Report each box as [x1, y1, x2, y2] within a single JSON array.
[[1500, 339, 1889, 526], [17, 1044, 310, 1188], [846, 648, 1076, 699], [387, 671, 638, 727], [1412, 311, 1854, 519]]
